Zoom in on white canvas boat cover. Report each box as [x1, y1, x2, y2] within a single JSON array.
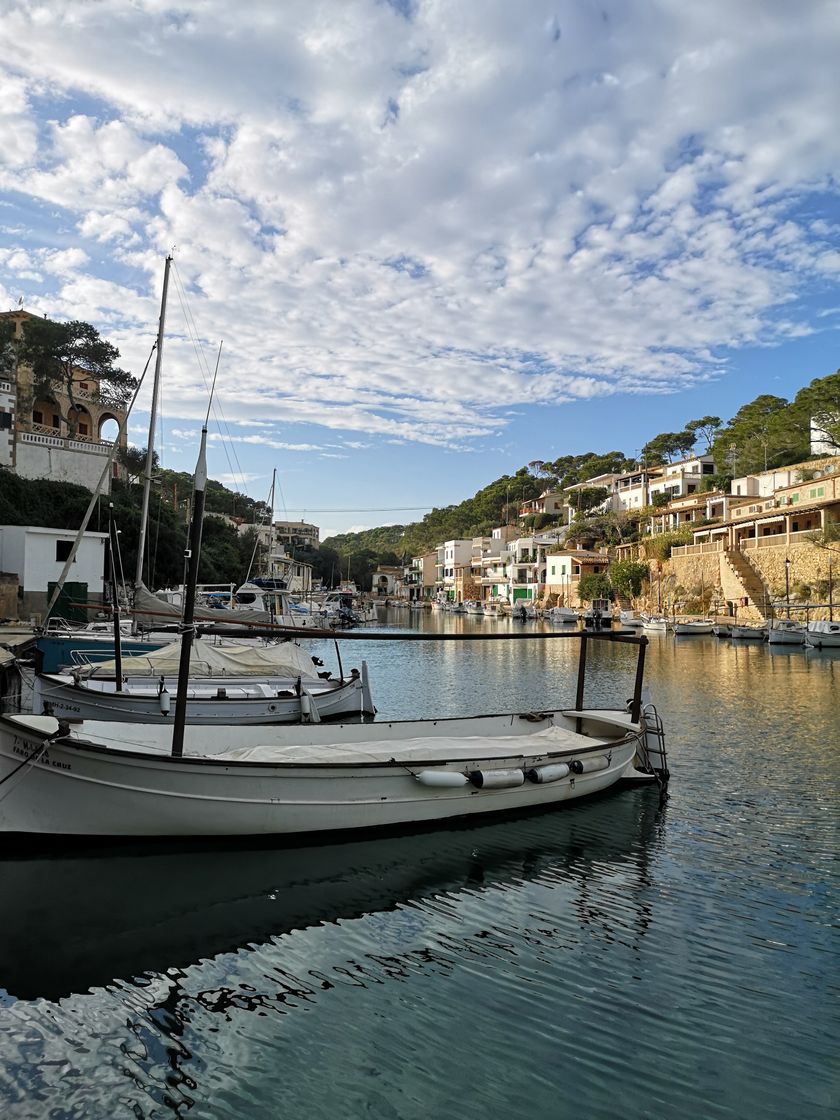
[[84, 637, 320, 679], [807, 620, 840, 634]]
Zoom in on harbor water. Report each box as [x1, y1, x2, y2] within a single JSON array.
[[0, 612, 837, 1118]]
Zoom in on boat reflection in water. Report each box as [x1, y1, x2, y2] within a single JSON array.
[[0, 787, 664, 1003]]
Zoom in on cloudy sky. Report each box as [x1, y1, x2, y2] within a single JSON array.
[[1, 0, 839, 536]]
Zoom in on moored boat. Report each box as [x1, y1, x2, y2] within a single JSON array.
[[0, 626, 668, 838], [729, 623, 768, 640], [766, 619, 806, 646], [671, 619, 714, 635], [804, 619, 840, 648]]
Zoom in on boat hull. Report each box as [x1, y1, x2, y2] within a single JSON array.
[[35, 669, 374, 724], [671, 622, 714, 635], [766, 623, 806, 646], [0, 712, 640, 837], [805, 622, 840, 648]]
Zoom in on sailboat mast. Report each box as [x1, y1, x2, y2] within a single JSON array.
[[171, 424, 208, 759], [135, 254, 172, 589], [106, 504, 124, 690]]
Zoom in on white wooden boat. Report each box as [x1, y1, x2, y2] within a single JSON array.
[[671, 620, 714, 635], [712, 621, 732, 637], [728, 624, 767, 640], [34, 664, 373, 724], [805, 620, 840, 648], [0, 700, 665, 838], [464, 600, 484, 615], [766, 619, 806, 646], [34, 639, 374, 724], [642, 616, 668, 632], [549, 607, 579, 624], [619, 611, 643, 628]]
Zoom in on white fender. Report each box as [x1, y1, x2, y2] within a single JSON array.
[[415, 770, 469, 788]]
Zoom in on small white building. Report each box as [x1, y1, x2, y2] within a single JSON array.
[[0, 525, 107, 621]]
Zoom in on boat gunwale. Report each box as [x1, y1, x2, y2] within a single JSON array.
[[0, 713, 641, 772]]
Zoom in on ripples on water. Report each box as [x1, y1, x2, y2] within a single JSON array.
[[0, 614, 837, 1118]]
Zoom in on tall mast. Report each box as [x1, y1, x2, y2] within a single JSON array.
[[170, 422, 208, 759], [135, 254, 172, 588]]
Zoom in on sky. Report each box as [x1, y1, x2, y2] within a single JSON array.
[[1, 0, 839, 538]]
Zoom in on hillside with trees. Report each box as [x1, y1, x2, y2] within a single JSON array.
[[1, 364, 837, 590]]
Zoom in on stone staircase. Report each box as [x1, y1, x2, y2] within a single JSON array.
[[721, 548, 773, 620]]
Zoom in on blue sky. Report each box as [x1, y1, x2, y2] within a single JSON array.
[[1, 0, 838, 537]]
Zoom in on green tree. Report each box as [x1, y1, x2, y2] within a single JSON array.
[[117, 444, 159, 484], [684, 415, 721, 451], [792, 369, 840, 453], [17, 318, 138, 438], [609, 559, 649, 600], [642, 430, 695, 465], [577, 572, 612, 602], [714, 394, 808, 475]]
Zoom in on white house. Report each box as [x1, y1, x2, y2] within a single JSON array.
[[647, 454, 715, 502], [436, 539, 473, 600], [0, 525, 107, 621]]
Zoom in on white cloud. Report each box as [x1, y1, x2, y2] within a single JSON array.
[[0, 0, 838, 457]]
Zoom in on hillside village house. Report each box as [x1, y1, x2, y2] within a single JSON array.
[[544, 548, 610, 608], [271, 520, 319, 550], [373, 565, 404, 598], [0, 309, 129, 492]]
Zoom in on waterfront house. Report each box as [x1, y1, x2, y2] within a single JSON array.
[[544, 547, 611, 608]]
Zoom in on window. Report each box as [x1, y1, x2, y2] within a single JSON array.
[[0, 410, 11, 430], [33, 410, 42, 424], [703, 463, 714, 474], [78, 422, 89, 436], [55, 541, 74, 562]]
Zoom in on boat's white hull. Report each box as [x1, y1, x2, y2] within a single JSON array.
[[0, 710, 642, 837], [642, 617, 667, 632], [766, 623, 806, 646], [549, 608, 579, 624], [35, 667, 374, 724], [671, 621, 714, 635], [729, 625, 767, 640], [805, 621, 840, 648]]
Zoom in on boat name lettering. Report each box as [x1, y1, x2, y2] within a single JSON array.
[[11, 743, 71, 771]]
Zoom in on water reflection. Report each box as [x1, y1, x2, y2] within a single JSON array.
[[0, 788, 664, 1003]]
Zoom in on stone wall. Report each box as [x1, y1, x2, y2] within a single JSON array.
[[652, 542, 837, 619]]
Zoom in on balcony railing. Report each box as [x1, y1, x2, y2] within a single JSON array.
[[20, 430, 115, 456]]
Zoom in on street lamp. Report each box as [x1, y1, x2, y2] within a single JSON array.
[[784, 557, 791, 618]]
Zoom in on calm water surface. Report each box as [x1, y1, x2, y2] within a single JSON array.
[[0, 612, 837, 1119]]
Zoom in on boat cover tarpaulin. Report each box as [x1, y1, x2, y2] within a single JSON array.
[[132, 583, 274, 629], [84, 637, 319, 679]]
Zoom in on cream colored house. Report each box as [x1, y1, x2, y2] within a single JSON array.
[[0, 309, 129, 491]]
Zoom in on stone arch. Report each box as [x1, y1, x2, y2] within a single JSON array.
[[98, 411, 122, 444]]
